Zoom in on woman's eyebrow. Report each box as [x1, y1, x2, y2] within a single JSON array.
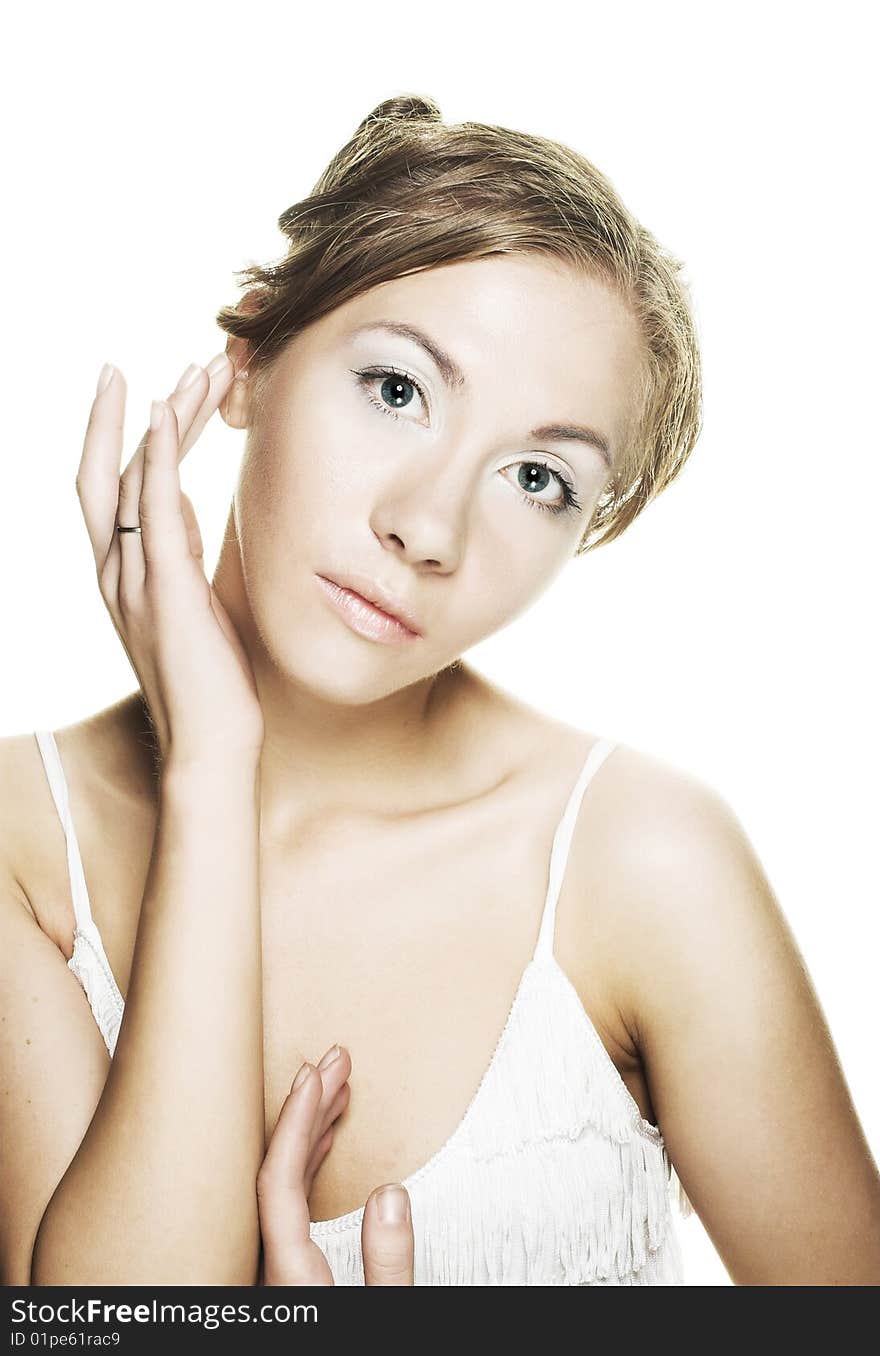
[[349, 320, 467, 389], [348, 318, 613, 467]]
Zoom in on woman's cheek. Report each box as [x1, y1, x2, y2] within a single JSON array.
[[452, 567, 540, 651]]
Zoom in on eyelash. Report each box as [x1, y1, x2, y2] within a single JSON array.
[[350, 365, 582, 517]]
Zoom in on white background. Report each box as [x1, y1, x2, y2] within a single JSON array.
[[2, 1, 877, 1285]]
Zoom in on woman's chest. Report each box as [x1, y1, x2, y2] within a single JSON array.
[[256, 805, 556, 1221]]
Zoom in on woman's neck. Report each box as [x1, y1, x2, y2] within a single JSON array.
[[254, 659, 495, 842], [205, 518, 511, 839]]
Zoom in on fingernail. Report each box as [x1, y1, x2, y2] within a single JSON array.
[[96, 363, 115, 397], [149, 400, 166, 431], [206, 352, 230, 377], [376, 1184, 409, 1224], [318, 1044, 341, 1070], [292, 1061, 313, 1090], [175, 362, 203, 392]]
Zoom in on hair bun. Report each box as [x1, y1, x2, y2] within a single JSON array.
[[356, 94, 442, 135]]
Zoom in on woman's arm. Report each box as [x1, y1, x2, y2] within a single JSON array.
[[30, 756, 264, 1285], [0, 785, 117, 1286], [28, 354, 268, 1284], [595, 751, 880, 1285]]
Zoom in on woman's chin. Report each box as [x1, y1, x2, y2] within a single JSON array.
[[264, 631, 434, 708]]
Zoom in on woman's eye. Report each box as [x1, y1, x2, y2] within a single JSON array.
[[352, 366, 428, 422], [504, 460, 582, 517]]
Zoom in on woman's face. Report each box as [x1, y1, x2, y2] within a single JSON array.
[[228, 254, 644, 705]]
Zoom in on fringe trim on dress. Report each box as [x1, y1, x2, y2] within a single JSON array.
[[68, 920, 124, 1057], [310, 957, 688, 1285]]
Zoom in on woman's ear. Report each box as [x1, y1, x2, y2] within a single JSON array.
[[220, 335, 254, 429], [220, 288, 268, 428]]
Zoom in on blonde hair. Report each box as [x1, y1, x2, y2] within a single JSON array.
[[216, 94, 703, 554]]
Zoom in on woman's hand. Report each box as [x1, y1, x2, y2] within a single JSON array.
[[76, 353, 265, 769], [257, 1044, 414, 1286]]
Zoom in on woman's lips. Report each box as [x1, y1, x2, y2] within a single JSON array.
[[315, 575, 421, 644]]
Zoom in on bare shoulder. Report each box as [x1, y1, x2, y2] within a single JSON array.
[[566, 737, 777, 985], [561, 735, 880, 1283], [0, 693, 156, 953], [550, 732, 789, 1039]]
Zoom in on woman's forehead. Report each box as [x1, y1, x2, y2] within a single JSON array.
[[338, 254, 631, 340], [316, 257, 643, 456]]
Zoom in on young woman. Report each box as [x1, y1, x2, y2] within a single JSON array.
[[3, 94, 879, 1288]]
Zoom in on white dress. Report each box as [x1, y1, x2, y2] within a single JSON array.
[[34, 729, 692, 1285]]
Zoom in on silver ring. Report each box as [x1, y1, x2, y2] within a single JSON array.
[[116, 524, 142, 534]]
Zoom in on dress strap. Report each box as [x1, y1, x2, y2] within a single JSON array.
[[33, 730, 95, 934], [532, 737, 619, 964]]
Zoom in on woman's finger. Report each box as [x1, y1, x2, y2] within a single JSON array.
[[114, 363, 210, 593], [77, 352, 232, 582], [303, 1083, 350, 1195], [313, 1044, 352, 1132], [86, 356, 232, 609], [257, 1065, 333, 1286], [361, 1185, 415, 1286], [303, 1125, 335, 1198], [176, 351, 235, 458], [138, 399, 193, 573], [179, 491, 204, 561], [257, 1068, 322, 1253], [117, 352, 232, 500], [76, 364, 129, 573]]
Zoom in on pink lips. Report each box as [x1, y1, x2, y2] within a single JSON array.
[[315, 575, 422, 644]]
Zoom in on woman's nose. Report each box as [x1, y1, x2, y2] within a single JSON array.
[[369, 463, 471, 572]]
